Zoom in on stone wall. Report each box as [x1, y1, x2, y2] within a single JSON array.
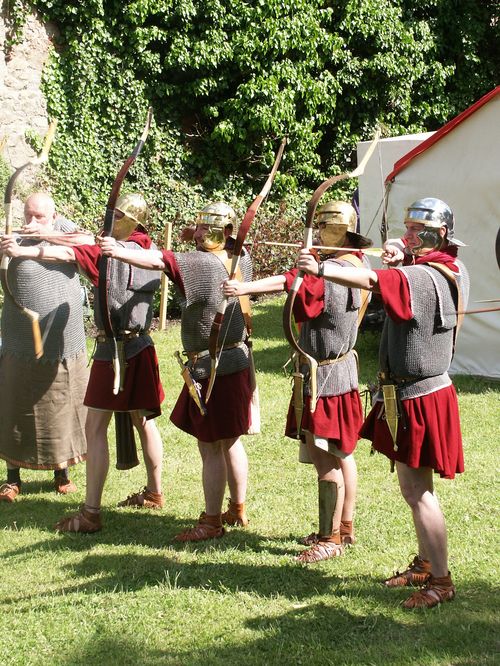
[[1, 4, 55, 172]]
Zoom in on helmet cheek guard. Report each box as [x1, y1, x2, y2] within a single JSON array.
[[113, 193, 148, 241], [196, 201, 236, 252], [415, 228, 444, 255], [314, 200, 372, 249], [202, 228, 226, 252], [405, 197, 465, 255]]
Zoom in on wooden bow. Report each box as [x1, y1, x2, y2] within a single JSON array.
[[97, 107, 153, 395], [496, 226, 500, 272], [205, 137, 287, 402], [0, 119, 58, 358], [282, 128, 380, 413]]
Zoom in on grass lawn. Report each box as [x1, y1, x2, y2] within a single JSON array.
[[0, 295, 498, 665]]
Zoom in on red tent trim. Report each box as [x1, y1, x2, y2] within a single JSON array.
[[385, 86, 500, 184]]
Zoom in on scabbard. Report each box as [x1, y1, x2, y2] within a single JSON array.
[[381, 383, 399, 451], [114, 412, 140, 470], [246, 340, 260, 434], [118, 339, 126, 392], [292, 355, 305, 438], [174, 351, 207, 416]]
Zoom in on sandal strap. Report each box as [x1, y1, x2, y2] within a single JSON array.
[[55, 505, 102, 533], [301, 532, 319, 546], [402, 575, 455, 609], [384, 555, 432, 587], [174, 521, 224, 542], [296, 540, 344, 563]]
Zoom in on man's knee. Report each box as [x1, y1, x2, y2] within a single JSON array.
[[198, 440, 223, 459], [399, 482, 421, 507]]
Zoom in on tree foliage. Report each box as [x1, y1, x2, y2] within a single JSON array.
[[5, 0, 499, 250]]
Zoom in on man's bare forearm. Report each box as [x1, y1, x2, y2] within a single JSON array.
[[111, 246, 165, 270], [223, 274, 286, 297], [321, 262, 378, 290], [6, 243, 77, 263], [296, 249, 378, 290]]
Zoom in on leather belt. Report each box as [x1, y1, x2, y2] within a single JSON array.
[[378, 371, 415, 386], [186, 341, 244, 363], [96, 329, 148, 343], [299, 349, 352, 367]]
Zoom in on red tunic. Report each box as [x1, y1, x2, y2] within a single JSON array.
[[161, 249, 251, 441], [360, 265, 464, 479], [73, 231, 164, 416], [282, 267, 363, 455]]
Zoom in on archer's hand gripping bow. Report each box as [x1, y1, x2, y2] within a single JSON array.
[[282, 129, 381, 414], [205, 137, 287, 403], [97, 108, 153, 395]]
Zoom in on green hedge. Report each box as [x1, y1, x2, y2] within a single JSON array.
[[4, 1, 499, 281]]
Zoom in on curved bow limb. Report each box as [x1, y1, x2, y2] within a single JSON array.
[[283, 128, 381, 414], [205, 137, 287, 403], [0, 119, 58, 358], [496, 226, 500, 272], [97, 107, 153, 395]]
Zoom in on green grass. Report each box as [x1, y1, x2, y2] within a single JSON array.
[[1, 295, 498, 665]]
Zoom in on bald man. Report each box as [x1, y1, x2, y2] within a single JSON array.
[[0, 192, 88, 501]]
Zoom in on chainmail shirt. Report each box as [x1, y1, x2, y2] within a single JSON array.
[[377, 260, 470, 400], [174, 250, 252, 380], [1, 217, 86, 362], [93, 240, 161, 361]]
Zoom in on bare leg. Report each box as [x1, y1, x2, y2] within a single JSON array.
[[173, 438, 229, 542], [339, 454, 357, 523], [131, 412, 163, 494], [197, 439, 228, 515], [396, 462, 448, 578], [222, 437, 247, 503], [84, 409, 113, 510]]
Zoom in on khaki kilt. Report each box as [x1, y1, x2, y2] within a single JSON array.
[[0, 351, 88, 469]]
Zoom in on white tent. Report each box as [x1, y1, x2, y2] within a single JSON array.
[[357, 86, 500, 379]]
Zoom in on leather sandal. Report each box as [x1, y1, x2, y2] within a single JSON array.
[[221, 499, 248, 527], [296, 539, 344, 563], [340, 520, 355, 545], [0, 482, 20, 502], [384, 555, 432, 587], [402, 574, 456, 609], [54, 477, 77, 495], [301, 532, 319, 546], [174, 518, 224, 542], [302, 527, 354, 546], [55, 506, 102, 533], [117, 487, 164, 509]]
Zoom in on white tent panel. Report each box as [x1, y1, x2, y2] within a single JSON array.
[[357, 133, 433, 268], [357, 94, 500, 378]]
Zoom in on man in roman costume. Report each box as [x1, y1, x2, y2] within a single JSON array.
[[297, 197, 469, 608]]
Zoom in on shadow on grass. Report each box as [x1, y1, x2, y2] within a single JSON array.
[[1, 497, 351, 592], [45, 578, 499, 666], [2, 495, 498, 664], [2, 514, 359, 604]]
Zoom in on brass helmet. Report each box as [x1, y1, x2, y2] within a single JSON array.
[[404, 198, 465, 255], [113, 193, 148, 241], [195, 201, 236, 252], [315, 200, 372, 249]]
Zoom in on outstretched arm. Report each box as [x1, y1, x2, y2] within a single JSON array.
[[0, 236, 76, 263], [223, 274, 286, 297], [98, 236, 165, 270], [297, 248, 379, 290]]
